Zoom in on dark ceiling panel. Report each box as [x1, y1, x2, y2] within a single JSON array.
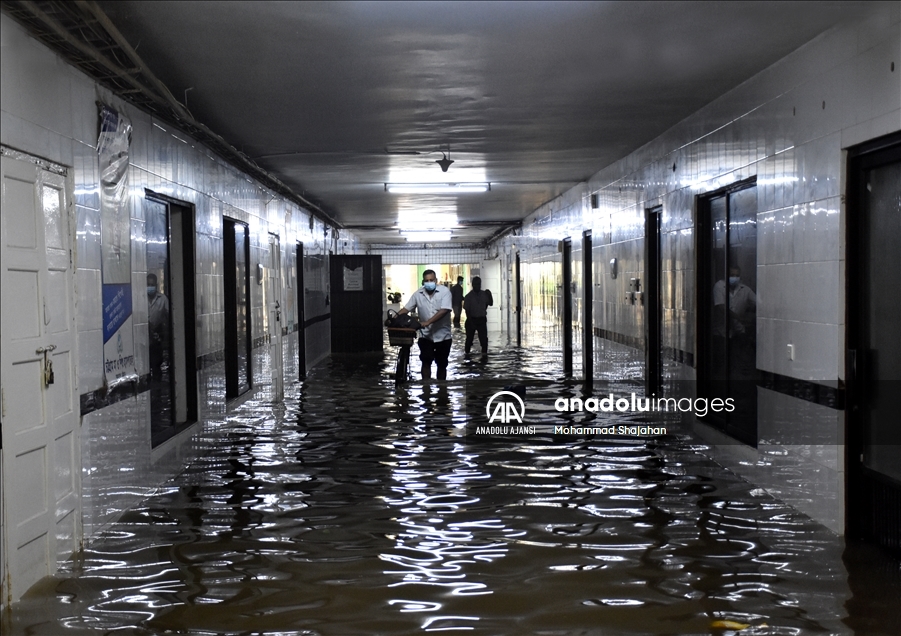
[[95, 0, 879, 244]]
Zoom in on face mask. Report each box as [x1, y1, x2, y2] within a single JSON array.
[[728, 276, 740, 287], [147, 286, 157, 295], [423, 281, 437, 292]]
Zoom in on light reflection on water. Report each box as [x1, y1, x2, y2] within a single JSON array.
[[3, 332, 898, 634]]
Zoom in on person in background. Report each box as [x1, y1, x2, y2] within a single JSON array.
[[463, 276, 493, 359], [397, 269, 453, 380], [147, 273, 170, 380], [450, 275, 465, 329]]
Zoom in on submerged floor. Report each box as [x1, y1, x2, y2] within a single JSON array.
[[4, 332, 900, 635]]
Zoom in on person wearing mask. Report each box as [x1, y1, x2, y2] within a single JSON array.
[[450, 275, 465, 329], [462, 276, 493, 358], [147, 272, 170, 380], [397, 270, 453, 380]]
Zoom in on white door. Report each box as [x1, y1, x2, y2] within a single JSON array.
[[481, 259, 502, 332], [268, 234, 284, 401], [1, 155, 79, 604]]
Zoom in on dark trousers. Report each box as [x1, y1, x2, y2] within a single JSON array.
[[452, 303, 462, 328], [418, 337, 452, 380], [465, 317, 488, 355], [149, 340, 165, 380]]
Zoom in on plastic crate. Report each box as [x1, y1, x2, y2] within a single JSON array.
[[387, 327, 417, 347]]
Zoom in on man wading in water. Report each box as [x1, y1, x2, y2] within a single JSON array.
[[397, 269, 453, 381]]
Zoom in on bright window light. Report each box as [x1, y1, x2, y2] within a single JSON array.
[[386, 183, 490, 194]]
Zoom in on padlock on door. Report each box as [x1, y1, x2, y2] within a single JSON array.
[[36, 344, 56, 387], [44, 357, 55, 386]]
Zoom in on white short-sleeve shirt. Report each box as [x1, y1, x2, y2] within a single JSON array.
[[405, 284, 453, 341]]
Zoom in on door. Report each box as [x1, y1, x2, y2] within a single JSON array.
[[480, 259, 502, 332], [582, 230, 594, 385], [329, 255, 384, 353], [645, 207, 662, 396], [1, 154, 79, 603], [561, 239, 573, 375], [267, 234, 284, 401], [515, 253, 523, 346], [224, 219, 252, 398], [847, 134, 901, 550], [698, 179, 758, 446], [145, 196, 197, 446], [296, 242, 306, 379]]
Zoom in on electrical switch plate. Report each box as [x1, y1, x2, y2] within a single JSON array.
[[787, 344, 794, 360]]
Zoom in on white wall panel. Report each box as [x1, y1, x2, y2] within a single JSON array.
[[1, 13, 343, 550], [500, 11, 899, 533]]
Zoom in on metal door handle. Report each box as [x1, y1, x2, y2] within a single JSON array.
[[35, 344, 57, 354]]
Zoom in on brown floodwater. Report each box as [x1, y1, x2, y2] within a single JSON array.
[[3, 332, 900, 635]]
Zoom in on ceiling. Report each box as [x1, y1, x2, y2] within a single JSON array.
[[94, 1, 879, 245]]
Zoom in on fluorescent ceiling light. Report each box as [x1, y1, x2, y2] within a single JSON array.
[[385, 183, 490, 194], [397, 211, 458, 230], [401, 230, 453, 241]]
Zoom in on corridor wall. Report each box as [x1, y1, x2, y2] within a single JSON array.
[[0, 11, 343, 594], [496, 6, 900, 533]]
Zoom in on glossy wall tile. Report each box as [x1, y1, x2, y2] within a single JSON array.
[[1, 13, 340, 544], [494, 11, 899, 533]]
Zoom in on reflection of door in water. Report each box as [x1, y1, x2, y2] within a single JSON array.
[[699, 180, 758, 446], [847, 135, 901, 550], [267, 234, 284, 401], [1, 155, 79, 603]]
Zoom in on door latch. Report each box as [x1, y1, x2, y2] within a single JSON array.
[[36, 344, 56, 387]]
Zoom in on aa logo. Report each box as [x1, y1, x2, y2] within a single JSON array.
[[486, 391, 526, 424]]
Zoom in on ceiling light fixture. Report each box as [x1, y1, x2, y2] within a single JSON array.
[[435, 150, 454, 172], [385, 183, 490, 194], [401, 230, 453, 241]]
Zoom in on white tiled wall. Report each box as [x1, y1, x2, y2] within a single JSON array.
[[371, 246, 488, 265], [494, 6, 900, 533], [1, 15, 345, 542]]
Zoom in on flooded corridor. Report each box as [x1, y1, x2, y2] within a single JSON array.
[[4, 335, 898, 636]]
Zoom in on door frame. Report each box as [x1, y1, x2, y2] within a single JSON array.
[[267, 233, 284, 401], [296, 242, 306, 379], [645, 206, 662, 396], [224, 217, 252, 398], [562, 238, 573, 375], [696, 176, 757, 445], [515, 252, 522, 347], [144, 191, 197, 446], [582, 230, 593, 385], [1, 151, 79, 605], [845, 131, 901, 550]]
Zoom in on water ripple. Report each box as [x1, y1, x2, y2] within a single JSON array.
[[3, 332, 896, 634]]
